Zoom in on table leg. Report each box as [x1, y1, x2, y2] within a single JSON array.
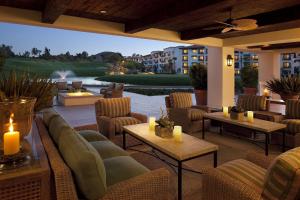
[[282, 130, 286, 153], [220, 123, 223, 135], [213, 151, 218, 168], [202, 118, 205, 139], [265, 134, 269, 156], [178, 161, 182, 200], [123, 131, 126, 150]]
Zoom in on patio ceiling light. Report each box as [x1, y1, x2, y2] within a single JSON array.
[[100, 10, 107, 14], [227, 55, 233, 67]]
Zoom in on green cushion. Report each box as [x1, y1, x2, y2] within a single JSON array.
[[262, 147, 300, 200], [48, 115, 71, 145], [43, 108, 59, 127], [78, 130, 108, 142], [90, 141, 128, 159], [59, 131, 107, 200], [104, 156, 149, 186]]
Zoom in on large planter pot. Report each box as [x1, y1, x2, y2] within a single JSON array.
[[243, 87, 257, 95], [194, 89, 207, 105], [279, 94, 299, 102]]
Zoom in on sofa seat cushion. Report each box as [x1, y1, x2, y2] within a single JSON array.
[[262, 147, 300, 200], [78, 130, 108, 142], [190, 109, 204, 121], [217, 159, 266, 193], [104, 156, 149, 186], [59, 131, 107, 200], [90, 140, 128, 159], [114, 117, 141, 133], [282, 119, 300, 135]]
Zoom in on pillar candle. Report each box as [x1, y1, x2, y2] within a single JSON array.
[[173, 126, 182, 142], [149, 117, 156, 131], [4, 117, 20, 155], [223, 106, 229, 117], [247, 111, 254, 123]]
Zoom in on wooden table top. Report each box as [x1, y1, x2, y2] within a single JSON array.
[[123, 123, 218, 161], [204, 112, 286, 133]]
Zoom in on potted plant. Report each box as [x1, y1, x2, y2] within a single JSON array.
[[189, 64, 207, 105], [265, 75, 300, 101], [155, 109, 174, 138], [240, 65, 258, 95]]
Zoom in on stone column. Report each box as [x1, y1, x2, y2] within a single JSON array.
[[207, 46, 235, 108]]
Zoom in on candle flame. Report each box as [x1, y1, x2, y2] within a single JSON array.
[[9, 114, 14, 132]]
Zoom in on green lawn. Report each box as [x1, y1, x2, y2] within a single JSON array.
[[96, 74, 192, 86], [2, 58, 107, 77]]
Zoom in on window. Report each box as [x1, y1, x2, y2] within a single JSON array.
[[283, 54, 291, 60], [182, 62, 188, 67], [283, 62, 291, 68], [192, 49, 197, 53], [183, 69, 188, 74], [192, 56, 197, 60], [199, 49, 205, 54], [183, 49, 188, 54], [235, 70, 240, 75], [234, 55, 239, 61], [199, 56, 204, 61], [183, 56, 188, 61], [252, 55, 258, 60], [252, 62, 259, 67]]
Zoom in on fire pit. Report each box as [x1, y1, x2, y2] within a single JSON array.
[[58, 91, 103, 106]]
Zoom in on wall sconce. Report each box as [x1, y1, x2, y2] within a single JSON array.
[[227, 55, 233, 67]]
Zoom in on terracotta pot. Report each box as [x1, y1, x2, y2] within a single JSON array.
[[194, 89, 207, 105], [279, 94, 300, 102], [243, 87, 257, 95]]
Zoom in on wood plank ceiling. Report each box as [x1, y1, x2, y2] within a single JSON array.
[[1, 0, 300, 41]]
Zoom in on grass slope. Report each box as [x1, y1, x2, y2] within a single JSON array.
[[96, 74, 191, 86], [3, 58, 107, 77]]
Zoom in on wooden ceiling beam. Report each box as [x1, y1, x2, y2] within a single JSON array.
[[42, 0, 72, 23], [125, 0, 225, 34], [181, 4, 300, 40], [261, 42, 300, 50]]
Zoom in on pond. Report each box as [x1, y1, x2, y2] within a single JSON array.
[[52, 77, 110, 86]]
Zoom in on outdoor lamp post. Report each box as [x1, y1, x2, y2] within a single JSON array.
[[227, 55, 233, 67]]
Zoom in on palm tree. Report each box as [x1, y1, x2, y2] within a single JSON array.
[[31, 48, 38, 57]]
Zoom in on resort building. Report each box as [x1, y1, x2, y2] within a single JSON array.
[[234, 51, 259, 75], [280, 52, 300, 75]]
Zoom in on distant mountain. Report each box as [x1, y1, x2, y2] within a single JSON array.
[[94, 51, 123, 64]]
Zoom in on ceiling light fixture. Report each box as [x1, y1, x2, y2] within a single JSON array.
[[100, 10, 107, 14]]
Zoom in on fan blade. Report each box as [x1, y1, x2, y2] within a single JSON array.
[[222, 27, 233, 33], [233, 23, 258, 31], [215, 20, 235, 27], [232, 19, 257, 26]]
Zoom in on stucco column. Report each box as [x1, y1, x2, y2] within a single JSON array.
[[258, 52, 281, 98], [207, 46, 235, 108]]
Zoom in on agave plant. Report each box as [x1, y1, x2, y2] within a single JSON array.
[[265, 75, 300, 101], [0, 71, 57, 112]]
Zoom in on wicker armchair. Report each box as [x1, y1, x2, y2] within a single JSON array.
[[202, 149, 300, 200], [35, 117, 170, 200], [95, 97, 147, 139], [71, 81, 82, 89], [165, 92, 209, 134], [100, 83, 124, 98]]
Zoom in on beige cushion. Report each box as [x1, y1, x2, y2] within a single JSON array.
[[95, 97, 131, 118], [170, 92, 192, 108], [218, 159, 266, 193], [262, 147, 300, 200], [48, 115, 72, 145], [114, 117, 141, 133], [282, 119, 300, 135], [43, 109, 59, 127], [59, 131, 107, 200], [237, 95, 267, 111], [90, 140, 128, 159], [78, 130, 108, 142], [190, 109, 204, 121], [286, 100, 300, 119]]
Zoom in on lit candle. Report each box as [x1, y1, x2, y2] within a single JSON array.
[[4, 115, 20, 155], [247, 111, 254, 123], [263, 88, 270, 96], [223, 106, 229, 117], [149, 117, 156, 131], [173, 126, 182, 142]]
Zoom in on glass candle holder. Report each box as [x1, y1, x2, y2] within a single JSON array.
[[0, 97, 36, 151]]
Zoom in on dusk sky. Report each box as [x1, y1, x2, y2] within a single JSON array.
[[0, 22, 188, 56]]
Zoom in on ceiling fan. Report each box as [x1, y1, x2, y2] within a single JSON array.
[[203, 8, 258, 33]]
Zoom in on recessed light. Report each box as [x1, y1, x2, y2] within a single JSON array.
[[100, 10, 107, 14]]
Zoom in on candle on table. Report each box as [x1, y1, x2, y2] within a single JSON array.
[[223, 106, 229, 117], [173, 126, 182, 142], [263, 88, 270, 96], [247, 111, 254, 123], [149, 117, 156, 131], [4, 115, 20, 155]]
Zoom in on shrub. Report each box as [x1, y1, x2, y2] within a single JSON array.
[[189, 64, 207, 90], [240, 65, 258, 88]]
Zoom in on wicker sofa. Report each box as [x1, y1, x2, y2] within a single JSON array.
[[95, 97, 147, 139], [35, 109, 169, 200], [165, 92, 209, 133], [202, 148, 300, 200]]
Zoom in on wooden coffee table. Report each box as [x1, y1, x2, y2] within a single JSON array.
[[123, 123, 218, 200], [203, 112, 286, 156]]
